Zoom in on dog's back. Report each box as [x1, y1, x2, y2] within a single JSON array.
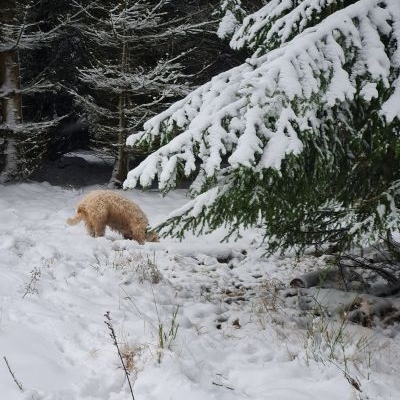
[[84, 190, 147, 223], [67, 190, 158, 243]]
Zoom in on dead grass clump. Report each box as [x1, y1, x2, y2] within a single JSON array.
[[120, 342, 145, 374], [92, 250, 162, 284]]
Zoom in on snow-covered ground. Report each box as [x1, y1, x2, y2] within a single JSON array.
[[1, 182, 399, 400]]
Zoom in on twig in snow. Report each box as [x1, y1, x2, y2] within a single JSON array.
[[3, 356, 23, 391], [104, 311, 135, 400], [212, 381, 234, 390], [22, 267, 41, 298]]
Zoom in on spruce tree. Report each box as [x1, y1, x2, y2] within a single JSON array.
[[70, 0, 229, 188], [0, 0, 83, 180], [124, 0, 400, 253]]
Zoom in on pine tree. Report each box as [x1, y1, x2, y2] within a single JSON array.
[[124, 0, 400, 253]]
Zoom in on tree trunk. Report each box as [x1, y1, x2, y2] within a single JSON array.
[[0, 49, 22, 182], [108, 26, 128, 189], [108, 89, 128, 188]]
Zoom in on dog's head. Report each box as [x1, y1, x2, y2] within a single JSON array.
[[145, 230, 159, 242]]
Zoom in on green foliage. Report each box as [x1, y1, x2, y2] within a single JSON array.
[[158, 84, 400, 253], [126, 0, 400, 253]]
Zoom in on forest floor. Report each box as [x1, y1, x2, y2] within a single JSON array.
[[0, 159, 400, 399]]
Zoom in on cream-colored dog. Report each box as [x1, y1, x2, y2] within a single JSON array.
[[67, 190, 158, 244]]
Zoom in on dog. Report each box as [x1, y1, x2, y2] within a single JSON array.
[[67, 190, 158, 244]]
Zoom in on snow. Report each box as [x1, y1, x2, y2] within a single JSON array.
[[1, 182, 400, 400]]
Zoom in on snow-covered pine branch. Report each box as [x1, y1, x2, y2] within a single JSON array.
[[126, 0, 399, 188], [217, 0, 246, 39], [230, 0, 343, 56], [124, 0, 400, 251]]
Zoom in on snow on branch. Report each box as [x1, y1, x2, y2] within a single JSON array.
[[124, 0, 400, 196], [78, 54, 191, 96], [0, 115, 68, 134], [0, 1, 92, 52], [217, 0, 246, 39], [230, 0, 340, 56]]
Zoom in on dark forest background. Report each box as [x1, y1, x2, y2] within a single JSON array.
[[0, 0, 260, 186]]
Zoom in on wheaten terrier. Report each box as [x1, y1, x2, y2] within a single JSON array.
[[67, 190, 158, 244]]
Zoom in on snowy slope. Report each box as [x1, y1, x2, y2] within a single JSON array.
[[0, 182, 399, 400]]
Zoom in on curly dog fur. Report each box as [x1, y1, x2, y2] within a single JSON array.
[[67, 190, 158, 244]]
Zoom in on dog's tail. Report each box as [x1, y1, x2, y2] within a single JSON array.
[[67, 207, 85, 226]]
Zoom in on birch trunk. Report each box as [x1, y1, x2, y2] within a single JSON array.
[[0, 49, 22, 182]]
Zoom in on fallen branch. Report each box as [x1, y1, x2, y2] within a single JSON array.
[[339, 254, 399, 285], [290, 267, 354, 289]]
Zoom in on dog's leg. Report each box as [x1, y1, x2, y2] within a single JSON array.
[[91, 207, 107, 237], [93, 220, 106, 237], [84, 219, 96, 237]]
